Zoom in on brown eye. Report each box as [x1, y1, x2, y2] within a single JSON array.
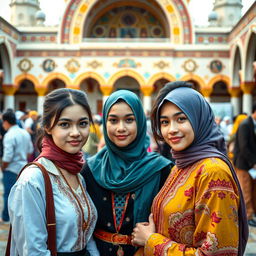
[[58, 122, 69, 128], [80, 121, 89, 127]]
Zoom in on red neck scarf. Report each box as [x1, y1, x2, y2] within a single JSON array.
[[35, 136, 85, 175]]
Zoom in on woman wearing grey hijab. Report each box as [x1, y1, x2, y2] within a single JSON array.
[[132, 81, 248, 256]]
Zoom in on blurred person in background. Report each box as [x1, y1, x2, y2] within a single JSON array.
[[25, 110, 39, 161], [1, 110, 33, 223], [227, 113, 248, 161], [234, 103, 256, 227]]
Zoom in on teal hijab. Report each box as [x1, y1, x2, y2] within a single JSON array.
[[88, 90, 171, 224]]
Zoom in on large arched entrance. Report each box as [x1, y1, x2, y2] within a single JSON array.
[[83, 1, 169, 40]]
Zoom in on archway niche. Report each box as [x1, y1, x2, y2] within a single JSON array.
[[187, 80, 201, 92], [245, 33, 256, 82], [80, 78, 102, 114], [113, 76, 141, 98], [233, 47, 242, 87], [15, 79, 37, 111], [211, 81, 230, 103], [47, 79, 65, 93], [152, 78, 170, 103]]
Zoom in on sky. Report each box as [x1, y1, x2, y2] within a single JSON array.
[[0, 0, 255, 26]]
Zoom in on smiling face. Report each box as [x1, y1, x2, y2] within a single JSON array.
[[160, 101, 195, 151], [106, 101, 137, 148], [47, 104, 90, 154]]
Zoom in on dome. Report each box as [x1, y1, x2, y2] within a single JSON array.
[[208, 11, 218, 21], [35, 10, 46, 21]]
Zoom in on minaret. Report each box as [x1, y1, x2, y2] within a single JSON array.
[[213, 0, 242, 27], [10, 0, 40, 26]]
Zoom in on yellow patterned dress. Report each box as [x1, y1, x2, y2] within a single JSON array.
[[145, 157, 239, 256]]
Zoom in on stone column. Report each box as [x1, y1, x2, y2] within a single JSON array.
[[99, 85, 113, 104], [241, 81, 254, 115], [140, 85, 154, 113], [2, 84, 18, 110], [228, 87, 241, 116], [200, 87, 213, 103], [34, 87, 48, 115]]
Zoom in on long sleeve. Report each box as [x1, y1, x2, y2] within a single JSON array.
[[145, 158, 239, 256], [8, 158, 98, 255], [8, 169, 51, 256], [87, 236, 100, 256]]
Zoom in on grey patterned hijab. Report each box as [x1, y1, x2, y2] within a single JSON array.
[[157, 85, 248, 256]]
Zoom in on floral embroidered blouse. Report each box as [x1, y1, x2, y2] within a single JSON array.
[[145, 157, 239, 256], [8, 157, 99, 256]]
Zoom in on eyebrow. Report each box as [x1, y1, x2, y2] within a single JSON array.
[[160, 111, 184, 119], [108, 113, 135, 117], [58, 117, 89, 121]]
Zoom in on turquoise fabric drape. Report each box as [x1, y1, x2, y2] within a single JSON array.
[[88, 90, 171, 223]]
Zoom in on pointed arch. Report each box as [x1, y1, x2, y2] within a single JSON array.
[[108, 70, 146, 87]]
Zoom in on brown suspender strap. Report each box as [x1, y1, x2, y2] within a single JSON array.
[[5, 162, 57, 256]]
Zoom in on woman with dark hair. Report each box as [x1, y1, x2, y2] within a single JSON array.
[[82, 90, 172, 255], [132, 82, 248, 256], [8, 88, 99, 256]]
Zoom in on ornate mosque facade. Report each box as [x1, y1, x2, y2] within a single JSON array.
[[0, 0, 255, 116]]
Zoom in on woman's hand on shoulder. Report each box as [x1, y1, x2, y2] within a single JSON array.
[[132, 213, 156, 246]]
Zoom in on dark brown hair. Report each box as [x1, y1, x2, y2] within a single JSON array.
[[36, 88, 93, 151]]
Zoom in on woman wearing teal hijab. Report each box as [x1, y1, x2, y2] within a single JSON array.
[[82, 90, 172, 255]]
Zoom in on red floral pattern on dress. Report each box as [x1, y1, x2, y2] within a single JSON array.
[[178, 244, 186, 251], [154, 238, 170, 256], [230, 193, 236, 200], [201, 232, 219, 252], [184, 187, 194, 201], [203, 192, 211, 199], [218, 192, 226, 199], [211, 212, 222, 227], [194, 231, 207, 245], [208, 179, 232, 189], [168, 209, 195, 245], [195, 165, 204, 178]]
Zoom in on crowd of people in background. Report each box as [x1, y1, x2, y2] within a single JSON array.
[[0, 83, 255, 255]]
